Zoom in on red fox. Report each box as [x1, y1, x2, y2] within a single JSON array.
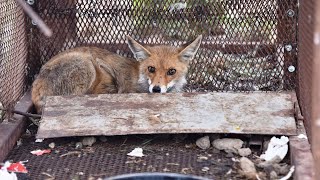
[[31, 35, 202, 113]]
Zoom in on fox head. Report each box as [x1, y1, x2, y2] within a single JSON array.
[[126, 35, 202, 93]]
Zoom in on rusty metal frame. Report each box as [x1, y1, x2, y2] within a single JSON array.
[[0, 92, 33, 162], [298, 0, 320, 178], [312, 0, 320, 177], [289, 120, 314, 180], [0, 92, 316, 179], [0, 0, 317, 178]]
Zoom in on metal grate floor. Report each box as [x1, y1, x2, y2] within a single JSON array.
[[5, 127, 253, 180]]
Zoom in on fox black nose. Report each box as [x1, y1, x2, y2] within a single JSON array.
[[152, 86, 161, 93]]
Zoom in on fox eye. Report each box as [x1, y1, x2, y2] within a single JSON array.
[[167, 68, 176, 75], [148, 66, 156, 73]]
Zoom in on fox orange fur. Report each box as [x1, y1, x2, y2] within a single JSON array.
[[31, 35, 202, 113]]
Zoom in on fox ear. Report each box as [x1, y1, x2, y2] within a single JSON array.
[[126, 35, 151, 61], [179, 35, 202, 62]]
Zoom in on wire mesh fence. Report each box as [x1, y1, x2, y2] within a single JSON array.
[[0, 0, 298, 120], [26, 0, 298, 92], [0, 0, 28, 122]]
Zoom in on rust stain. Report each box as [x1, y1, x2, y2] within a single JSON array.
[[182, 93, 197, 97], [44, 110, 68, 117], [83, 100, 170, 111], [271, 109, 294, 117], [148, 114, 162, 125], [126, 115, 135, 127], [241, 127, 296, 135], [182, 92, 205, 97]]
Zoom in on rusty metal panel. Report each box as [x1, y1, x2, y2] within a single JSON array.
[[37, 92, 297, 139], [298, 0, 320, 177], [289, 120, 314, 180], [312, 0, 320, 177], [297, 0, 314, 140], [0, 92, 32, 161]]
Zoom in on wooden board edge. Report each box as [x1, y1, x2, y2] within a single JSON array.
[[0, 91, 33, 161]]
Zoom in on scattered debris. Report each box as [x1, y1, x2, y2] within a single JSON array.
[[226, 169, 232, 175], [196, 136, 211, 150], [30, 149, 51, 156], [297, 134, 308, 139], [201, 167, 210, 172], [16, 139, 22, 146], [212, 138, 243, 154], [270, 170, 278, 179], [257, 156, 282, 168], [1, 161, 28, 173], [231, 158, 240, 162], [75, 142, 83, 149], [181, 167, 193, 174], [225, 152, 234, 158], [60, 151, 81, 157], [99, 136, 108, 142], [256, 156, 292, 179], [0, 161, 27, 179], [76, 172, 84, 176], [238, 148, 252, 157], [163, 168, 170, 172], [148, 114, 161, 124], [279, 166, 295, 180], [82, 137, 96, 146], [166, 163, 180, 166], [48, 142, 55, 149], [274, 164, 291, 175], [25, 129, 31, 136], [197, 156, 208, 161], [238, 157, 257, 179], [185, 143, 194, 148], [35, 138, 44, 143], [41, 172, 55, 179], [127, 148, 144, 157], [0, 169, 17, 180], [260, 136, 289, 162]]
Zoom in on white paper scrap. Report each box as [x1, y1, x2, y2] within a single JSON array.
[[260, 136, 289, 162], [297, 134, 308, 139], [127, 148, 144, 157]]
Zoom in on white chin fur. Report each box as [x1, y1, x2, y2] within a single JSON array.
[[160, 86, 167, 93], [149, 85, 154, 93], [166, 81, 175, 90]]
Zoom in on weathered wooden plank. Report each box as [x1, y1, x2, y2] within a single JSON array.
[[37, 92, 297, 138]]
